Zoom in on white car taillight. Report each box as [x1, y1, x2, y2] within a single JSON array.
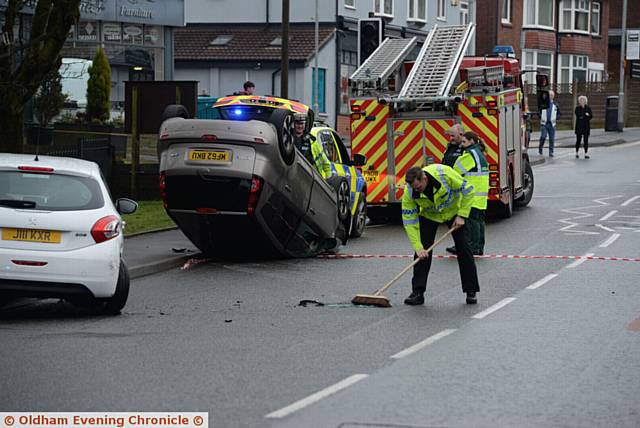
[[91, 215, 121, 243]]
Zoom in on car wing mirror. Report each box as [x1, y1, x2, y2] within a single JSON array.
[[353, 153, 366, 167], [116, 198, 138, 215]]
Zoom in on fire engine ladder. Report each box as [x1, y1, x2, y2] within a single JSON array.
[[349, 37, 417, 95], [398, 23, 475, 109], [465, 65, 505, 92]]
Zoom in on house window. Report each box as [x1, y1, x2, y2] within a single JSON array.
[[345, 0, 355, 8], [524, 0, 554, 29], [460, 1, 469, 25], [312, 68, 326, 113], [374, 0, 394, 17], [502, 0, 512, 23], [591, 1, 601, 35], [559, 54, 588, 84], [560, 0, 589, 33], [408, 0, 426, 22], [521, 50, 554, 85], [437, 0, 446, 20], [588, 62, 604, 82]]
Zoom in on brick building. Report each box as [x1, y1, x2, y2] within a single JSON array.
[[475, 0, 609, 86]]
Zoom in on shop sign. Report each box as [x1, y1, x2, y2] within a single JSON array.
[[123, 24, 143, 45], [102, 22, 122, 42], [77, 21, 98, 42]]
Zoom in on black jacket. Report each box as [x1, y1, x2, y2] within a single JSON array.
[[574, 105, 592, 136], [442, 143, 463, 167]]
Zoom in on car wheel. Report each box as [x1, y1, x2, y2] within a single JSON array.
[[502, 172, 514, 218], [327, 176, 351, 223], [515, 161, 534, 207], [100, 259, 130, 315], [350, 196, 367, 238], [161, 104, 190, 122], [269, 109, 296, 165]]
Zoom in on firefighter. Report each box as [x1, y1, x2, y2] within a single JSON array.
[[448, 131, 490, 256], [442, 124, 465, 167], [293, 116, 332, 177], [401, 164, 480, 306]]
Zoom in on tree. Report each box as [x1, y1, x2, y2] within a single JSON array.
[[33, 68, 67, 127], [0, 0, 81, 153], [86, 46, 110, 122]]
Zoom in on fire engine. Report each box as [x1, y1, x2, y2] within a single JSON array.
[[349, 24, 534, 219]]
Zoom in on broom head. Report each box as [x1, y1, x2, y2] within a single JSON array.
[[351, 294, 392, 308]]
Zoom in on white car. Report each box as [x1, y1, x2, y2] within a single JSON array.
[[0, 154, 137, 314]]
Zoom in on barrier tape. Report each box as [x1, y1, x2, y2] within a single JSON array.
[[317, 254, 640, 262]]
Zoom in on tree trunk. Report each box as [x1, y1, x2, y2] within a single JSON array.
[[0, 91, 25, 153]]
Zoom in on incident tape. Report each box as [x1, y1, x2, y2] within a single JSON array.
[[317, 254, 640, 262]]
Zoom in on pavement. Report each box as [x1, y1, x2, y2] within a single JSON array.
[[123, 126, 640, 280]]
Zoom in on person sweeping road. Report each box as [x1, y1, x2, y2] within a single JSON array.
[[401, 164, 480, 306]]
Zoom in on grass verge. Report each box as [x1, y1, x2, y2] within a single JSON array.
[[123, 200, 175, 236]]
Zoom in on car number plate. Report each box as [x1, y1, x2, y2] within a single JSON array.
[[1, 228, 61, 244], [363, 169, 379, 183], [188, 149, 231, 162]]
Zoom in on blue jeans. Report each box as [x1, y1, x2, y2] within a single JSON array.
[[539, 123, 556, 156]]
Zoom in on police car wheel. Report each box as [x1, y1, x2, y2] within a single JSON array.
[[350, 197, 367, 238], [161, 104, 190, 122], [269, 109, 296, 165]]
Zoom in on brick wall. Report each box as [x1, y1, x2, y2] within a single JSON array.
[[524, 30, 557, 51], [473, 0, 499, 55], [497, 0, 525, 59]]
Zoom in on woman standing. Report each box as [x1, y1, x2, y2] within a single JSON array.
[[575, 95, 593, 159]]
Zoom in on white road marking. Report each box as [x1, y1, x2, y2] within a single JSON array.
[[557, 196, 622, 235], [595, 223, 615, 232], [265, 374, 368, 419], [566, 252, 595, 269], [526, 273, 558, 290], [621, 195, 640, 207], [599, 210, 617, 221], [472, 298, 517, 319], [390, 329, 457, 359], [599, 233, 621, 248]]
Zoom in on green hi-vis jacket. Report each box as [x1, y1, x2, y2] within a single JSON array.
[[311, 138, 332, 178], [401, 164, 475, 252], [453, 143, 489, 210]]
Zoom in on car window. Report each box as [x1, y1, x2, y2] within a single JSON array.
[[332, 131, 351, 165], [0, 171, 104, 211], [318, 131, 339, 163]]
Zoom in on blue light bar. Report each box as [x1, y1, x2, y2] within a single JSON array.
[[492, 45, 515, 56]]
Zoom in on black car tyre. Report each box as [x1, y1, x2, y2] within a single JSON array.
[[269, 109, 296, 165], [501, 172, 514, 218], [350, 196, 367, 238], [327, 176, 351, 223], [100, 259, 130, 315], [515, 161, 534, 207], [162, 104, 190, 122]]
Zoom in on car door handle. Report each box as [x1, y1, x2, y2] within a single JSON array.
[[284, 184, 292, 192], [309, 207, 316, 215]]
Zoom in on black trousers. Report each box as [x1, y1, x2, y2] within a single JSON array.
[[411, 216, 480, 294], [576, 134, 589, 153]]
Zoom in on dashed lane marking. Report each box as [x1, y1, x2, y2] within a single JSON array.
[[599, 210, 618, 221], [472, 297, 517, 319], [264, 374, 368, 419], [566, 253, 595, 269], [526, 273, 559, 290], [621, 195, 640, 207], [390, 329, 457, 359], [599, 233, 621, 248]]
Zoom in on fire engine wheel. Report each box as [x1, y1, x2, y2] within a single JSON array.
[[502, 173, 514, 218], [269, 109, 296, 166], [350, 196, 367, 238], [161, 104, 190, 122], [515, 161, 534, 207]]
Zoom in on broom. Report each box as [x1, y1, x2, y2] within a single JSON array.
[[351, 227, 458, 307]]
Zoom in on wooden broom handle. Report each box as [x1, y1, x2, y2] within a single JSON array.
[[372, 226, 459, 297]]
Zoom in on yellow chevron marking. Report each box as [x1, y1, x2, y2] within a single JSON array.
[[356, 126, 388, 156]]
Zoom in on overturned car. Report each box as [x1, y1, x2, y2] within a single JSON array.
[[157, 96, 366, 258]]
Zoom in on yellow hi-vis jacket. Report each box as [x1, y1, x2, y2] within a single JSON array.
[[401, 164, 475, 252], [453, 143, 489, 210], [311, 138, 332, 178]]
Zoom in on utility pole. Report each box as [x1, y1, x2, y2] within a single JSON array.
[[618, 0, 628, 131], [281, 0, 289, 98], [314, 0, 319, 113]]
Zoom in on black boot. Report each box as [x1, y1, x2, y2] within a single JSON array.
[[466, 292, 477, 304], [404, 292, 425, 306], [446, 246, 457, 255]]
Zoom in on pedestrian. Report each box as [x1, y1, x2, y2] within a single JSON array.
[[538, 90, 560, 157], [293, 115, 331, 177], [574, 95, 592, 159], [447, 131, 489, 255], [235, 81, 255, 96], [442, 124, 465, 167], [401, 164, 480, 306]]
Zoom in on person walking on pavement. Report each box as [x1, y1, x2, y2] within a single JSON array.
[[401, 164, 480, 306], [446, 131, 489, 256], [235, 81, 256, 95], [539, 90, 560, 157], [293, 116, 332, 177], [574, 95, 592, 159], [443, 124, 465, 167]]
